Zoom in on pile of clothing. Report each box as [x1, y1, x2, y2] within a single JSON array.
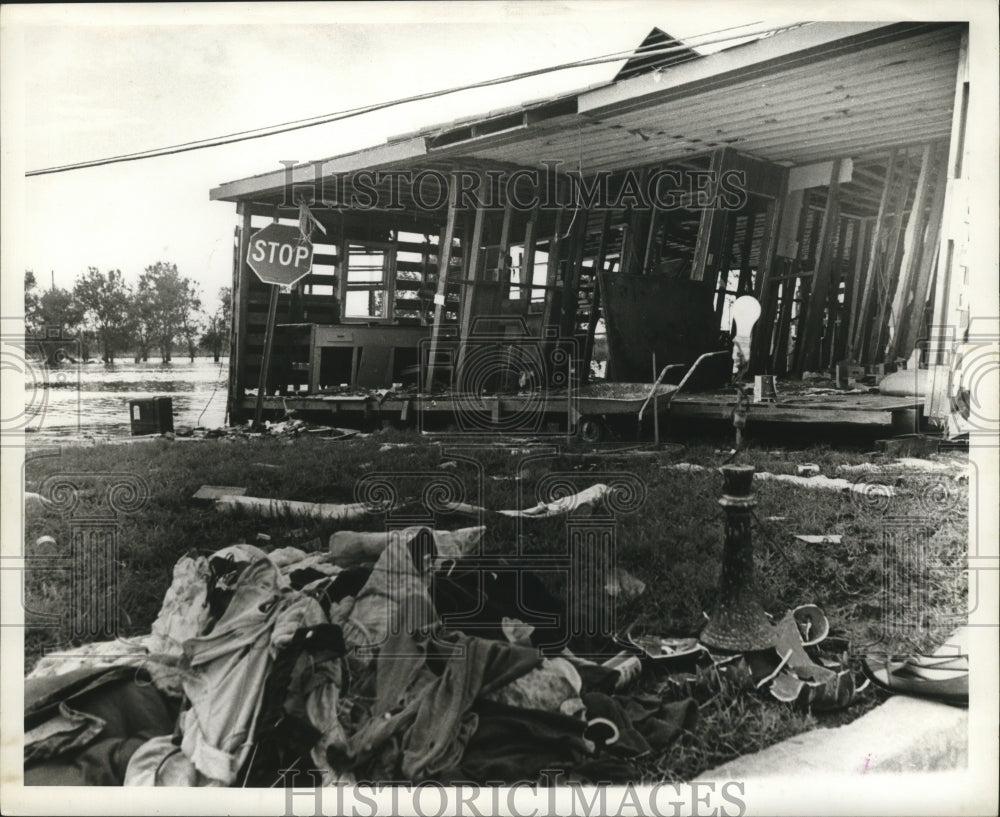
[[25, 529, 698, 787]]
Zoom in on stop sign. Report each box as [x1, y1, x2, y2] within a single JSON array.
[[246, 223, 313, 286]]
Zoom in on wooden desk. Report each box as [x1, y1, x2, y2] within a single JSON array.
[[279, 323, 431, 391]]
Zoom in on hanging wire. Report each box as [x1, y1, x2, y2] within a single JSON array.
[[25, 22, 802, 177]]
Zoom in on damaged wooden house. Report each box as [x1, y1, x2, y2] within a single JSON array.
[[211, 21, 973, 439]]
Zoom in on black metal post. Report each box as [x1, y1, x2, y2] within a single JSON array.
[[700, 465, 775, 652]]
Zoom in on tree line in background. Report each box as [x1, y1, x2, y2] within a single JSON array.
[[24, 263, 231, 364]]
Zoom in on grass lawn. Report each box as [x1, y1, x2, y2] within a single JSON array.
[[22, 429, 968, 781]]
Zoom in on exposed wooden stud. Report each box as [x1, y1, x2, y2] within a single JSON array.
[[252, 284, 281, 429], [560, 207, 590, 338], [228, 201, 254, 422], [755, 184, 799, 370], [691, 147, 730, 282], [712, 209, 739, 330], [520, 204, 539, 311], [424, 176, 460, 393], [796, 159, 842, 373], [771, 189, 812, 374], [845, 216, 871, 354], [790, 200, 826, 373], [850, 148, 898, 358], [583, 210, 613, 383], [868, 155, 914, 363], [489, 198, 516, 318], [895, 146, 950, 358], [541, 199, 565, 331], [736, 210, 758, 296], [929, 27, 969, 379], [457, 178, 489, 371], [886, 142, 934, 359]]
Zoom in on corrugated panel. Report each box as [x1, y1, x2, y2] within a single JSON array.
[[452, 25, 961, 171]]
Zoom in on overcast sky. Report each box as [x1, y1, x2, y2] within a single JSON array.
[[1, 2, 795, 314], [6, 1, 981, 318]]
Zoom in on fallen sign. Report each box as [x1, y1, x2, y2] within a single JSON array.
[[447, 483, 612, 519], [214, 494, 372, 522], [793, 534, 843, 545]]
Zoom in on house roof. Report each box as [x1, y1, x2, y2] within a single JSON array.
[[210, 21, 963, 205]]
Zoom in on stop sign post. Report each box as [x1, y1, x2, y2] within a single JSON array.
[[247, 223, 314, 428]]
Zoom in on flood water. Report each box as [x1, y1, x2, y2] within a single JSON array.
[[20, 357, 229, 444]]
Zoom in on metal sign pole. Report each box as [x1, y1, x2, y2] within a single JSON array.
[[253, 283, 281, 429]]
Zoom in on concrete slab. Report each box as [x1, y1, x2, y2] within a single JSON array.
[[697, 629, 970, 779], [696, 694, 967, 779]]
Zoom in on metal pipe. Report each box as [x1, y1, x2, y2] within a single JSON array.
[[636, 362, 686, 423]]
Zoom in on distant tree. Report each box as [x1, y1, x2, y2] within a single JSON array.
[[198, 286, 232, 362], [73, 267, 133, 363], [134, 262, 200, 362], [179, 281, 203, 362], [36, 286, 84, 336], [25, 271, 41, 333]]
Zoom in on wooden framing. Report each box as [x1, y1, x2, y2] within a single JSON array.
[[849, 149, 898, 358], [424, 175, 460, 392], [796, 159, 842, 372]]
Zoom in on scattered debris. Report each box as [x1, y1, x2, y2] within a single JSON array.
[[796, 464, 821, 477], [875, 434, 941, 458], [605, 568, 647, 601], [754, 471, 895, 498], [438, 460, 458, 470], [191, 485, 248, 505], [214, 494, 371, 522], [449, 483, 613, 519], [860, 653, 968, 707], [24, 492, 51, 510], [662, 464, 896, 499], [328, 526, 485, 567]]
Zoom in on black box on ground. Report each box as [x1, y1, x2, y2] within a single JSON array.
[[129, 396, 174, 435]]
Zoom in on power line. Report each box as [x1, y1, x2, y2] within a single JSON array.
[[26, 22, 802, 178]]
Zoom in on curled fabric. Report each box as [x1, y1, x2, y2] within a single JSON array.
[[345, 627, 542, 782], [179, 558, 326, 785]]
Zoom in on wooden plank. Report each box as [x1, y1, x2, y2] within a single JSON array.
[[231, 202, 254, 420], [252, 284, 280, 429], [488, 199, 516, 318], [850, 148, 898, 357], [541, 204, 564, 330], [929, 27, 969, 376], [691, 149, 729, 282], [787, 158, 853, 192], [886, 143, 934, 359], [896, 148, 949, 358], [560, 206, 590, 337], [518, 203, 539, 311], [424, 177, 460, 392], [868, 154, 913, 363], [583, 211, 612, 383], [790, 201, 826, 373], [796, 159, 842, 373], [457, 177, 489, 371]]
